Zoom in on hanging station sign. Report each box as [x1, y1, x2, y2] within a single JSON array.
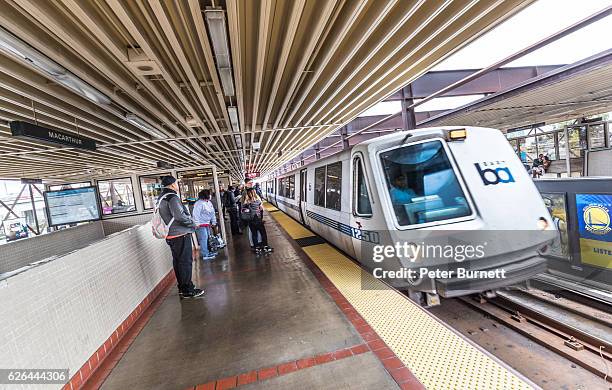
[[246, 172, 260, 179], [10, 121, 97, 151]]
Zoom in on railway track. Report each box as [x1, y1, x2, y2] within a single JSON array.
[[459, 288, 612, 383]]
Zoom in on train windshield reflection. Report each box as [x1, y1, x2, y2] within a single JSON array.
[[380, 140, 471, 226]]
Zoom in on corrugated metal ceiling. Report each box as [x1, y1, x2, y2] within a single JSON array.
[[0, 0, 533, 181]]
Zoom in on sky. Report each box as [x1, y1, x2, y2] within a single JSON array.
[[360, 0, 612, 116]]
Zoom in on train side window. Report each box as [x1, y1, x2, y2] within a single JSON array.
[[325, 162, 342, 211], [353, 157, 372, 216], [314, 166, 326, 207], [289, 175, 295, 199], [279, 178, 285, 197]]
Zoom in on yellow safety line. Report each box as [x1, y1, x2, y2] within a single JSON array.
[[265, 204, 314, 239], [268, 208, 534, 390], [262, 202, 278, 212]]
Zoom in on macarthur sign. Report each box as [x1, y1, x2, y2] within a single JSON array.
[[10, 121, 97, 151]]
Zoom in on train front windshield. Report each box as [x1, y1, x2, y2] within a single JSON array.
[[380, 140, 471, 227]]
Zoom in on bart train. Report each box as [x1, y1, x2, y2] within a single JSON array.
[[263, 127, 555, 305]]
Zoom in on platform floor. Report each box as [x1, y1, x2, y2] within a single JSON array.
[[99, 214, 399, 390]]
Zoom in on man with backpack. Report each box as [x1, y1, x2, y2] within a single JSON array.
[[156, 175, 205, 299]]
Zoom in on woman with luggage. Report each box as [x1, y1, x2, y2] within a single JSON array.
[[242, 188, 273, 255], [193, 189, 217, 261]]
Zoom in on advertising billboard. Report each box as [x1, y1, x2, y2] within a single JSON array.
[[44, 186, 102, 227], [575, 193, 612, 269]]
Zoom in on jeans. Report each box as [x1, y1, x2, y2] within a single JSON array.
[[195, 226, 210, 258], [166, 234, 195, 294]]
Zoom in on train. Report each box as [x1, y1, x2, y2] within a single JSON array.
[[261, 126, 557, 306]]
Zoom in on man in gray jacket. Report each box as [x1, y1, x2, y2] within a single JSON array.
[[158, 175, 204, 299]]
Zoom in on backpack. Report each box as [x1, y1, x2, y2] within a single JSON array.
[[240, 204, 255, 222], [151, 193, 175, 239]]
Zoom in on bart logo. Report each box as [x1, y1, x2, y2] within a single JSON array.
[[475, 162, 515, 186]]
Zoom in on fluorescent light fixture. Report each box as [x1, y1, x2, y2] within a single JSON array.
[[169, 140, 204, 161], [218, 68, 235, 97], [169, 140, 191, 154], [100, 147, 156, 164], [227, 106, 240, 132], [205, 9, 235, 97], [233, 133, 242, 149], [0, 26, 111, 105], [125, 113, 167, 139], [252, 142, 261, 150]]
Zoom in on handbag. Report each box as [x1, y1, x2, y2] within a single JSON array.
[[207, 227, 220, 253]]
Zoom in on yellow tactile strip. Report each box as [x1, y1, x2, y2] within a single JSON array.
[[264, 203, 314, 239], [267, 206, 535, 390]]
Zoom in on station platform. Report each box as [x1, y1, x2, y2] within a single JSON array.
[[87, 204, 536, 390]]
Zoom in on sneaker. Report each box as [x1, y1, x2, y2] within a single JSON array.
[[181, 288, 205, 299], [202, 255, 216, 261], [264, 246, 273, 253], [255, 248, 263, 255]]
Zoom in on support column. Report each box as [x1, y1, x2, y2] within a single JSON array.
[[28, 184, 40, 235], [211, 165, 227, 240], [314, 143, 321, 159], [401, 85, 417, 130], [564, 125, 571, 176], [341, 126, 350, 150]]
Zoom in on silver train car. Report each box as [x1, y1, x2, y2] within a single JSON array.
[[263, 127, 555, 305]]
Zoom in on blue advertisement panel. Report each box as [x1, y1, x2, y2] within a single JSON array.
[[575, 193, 612, 269]]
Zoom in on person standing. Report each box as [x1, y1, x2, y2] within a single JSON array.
[[225, 185, 240, 235], [193, 189, 217, 261], [158, 175, 205, 299], [241, 179, 259, 248], [243, 188, 273, 255], [219, 186, 227, 218]]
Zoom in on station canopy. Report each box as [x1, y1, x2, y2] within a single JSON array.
[[418, 49, 612, 130], [0, 0, 534, 181]]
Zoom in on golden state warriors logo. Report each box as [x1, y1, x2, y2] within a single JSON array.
[[583, 205, 611, 235]]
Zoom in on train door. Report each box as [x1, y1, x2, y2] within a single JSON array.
[[350, 154, 373, 259], [299, 168, 308, 225]]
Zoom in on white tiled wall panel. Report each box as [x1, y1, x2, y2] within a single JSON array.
[[0, 222, 105, 275], [0, 223, 172, 390], [101, 213, 152, 236]]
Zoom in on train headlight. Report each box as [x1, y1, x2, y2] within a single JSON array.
[[447, 129, 467, 141], [537, 217, 549, 230]]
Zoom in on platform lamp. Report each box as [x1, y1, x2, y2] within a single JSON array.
[[205, 8, 234, 97], [0, 26, 111, 105], [125, 113, 167, 139]]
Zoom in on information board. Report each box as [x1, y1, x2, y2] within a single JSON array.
[[44, 186, 102, 226], [575, 193, 612, 269]]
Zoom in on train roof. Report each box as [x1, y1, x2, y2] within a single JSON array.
[[269, 126, 502, 178], [354, 126, 501, 148]]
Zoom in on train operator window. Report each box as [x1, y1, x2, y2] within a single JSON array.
[[353, 157, 372, 216], [314, 166, 326, 207], [380, 140, 470, 226], [325, 162, 342, 211]]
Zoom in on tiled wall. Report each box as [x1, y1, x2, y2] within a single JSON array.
[[0, 222, 105, 274], [102, 213, 152, 236], [0, 222, 172, 390]]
